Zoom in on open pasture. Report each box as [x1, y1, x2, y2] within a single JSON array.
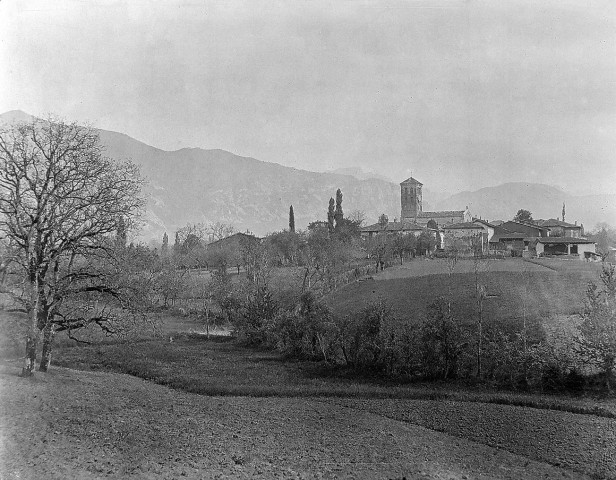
[[327, 258, 603, 328]]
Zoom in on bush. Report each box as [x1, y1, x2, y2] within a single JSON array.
[[233, 286, 278, 345], [419, 297, 467, 380], [337, 297, 393, 368], [266, 292, 336, 361], [266, 310, 304, 357], [378, 321, 420, 377]]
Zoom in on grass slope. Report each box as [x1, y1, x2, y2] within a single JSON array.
[[327, 259, 601, 327]]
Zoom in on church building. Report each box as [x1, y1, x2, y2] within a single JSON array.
[[400, 177, 471, 227]]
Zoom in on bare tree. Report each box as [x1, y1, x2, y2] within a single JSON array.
[[366, 235, 392, 272], [347, 209, 366, 227], [471, 234, 490, 377], [577, 262, 616, 392], [442, 237, 459, 315], [208, 222, 235, 242], [0, 117, 144, 375]]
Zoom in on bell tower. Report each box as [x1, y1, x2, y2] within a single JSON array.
[[400, 177, 423, 221]]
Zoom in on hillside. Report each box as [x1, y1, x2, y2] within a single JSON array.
[[1, 111, 613, 240], [0, 111, 402, 239], [436, 182, 616, 229]]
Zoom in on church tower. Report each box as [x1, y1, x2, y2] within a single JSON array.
[[400, 177, 423, 221]]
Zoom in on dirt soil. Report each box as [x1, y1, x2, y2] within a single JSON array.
[[0, 364, 611, 480]]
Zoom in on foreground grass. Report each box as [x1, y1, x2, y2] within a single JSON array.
[[53, 333, 616, 419]]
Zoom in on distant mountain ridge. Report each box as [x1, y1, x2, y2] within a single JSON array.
[[325, 167, 394, 183], [1, 111, 613, 240], [436, 182, 615, 229]]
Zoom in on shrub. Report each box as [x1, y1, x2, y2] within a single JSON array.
[[378, 321, 420, 377], [233, 286, 278, 345], [419, 297, 467, 380], [266, 292, 336, 361], [337, 297, 394, 368], [266, 310, 304, 357]]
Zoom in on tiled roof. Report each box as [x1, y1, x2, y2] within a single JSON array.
[[472, 219, 496, 228], [536, 219, 582, 229], [489, 232, 528, 242], [400, 177, 423, 186], [503, 220, 547, 230], [416, 211, 465, 218], [536, 236, 595, 244], [443, 222, 483, 230], [361, 222, 425, 233]]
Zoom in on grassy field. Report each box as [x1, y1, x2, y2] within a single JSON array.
[[50, 331, 616, 419], [327, 258, 603, 329]]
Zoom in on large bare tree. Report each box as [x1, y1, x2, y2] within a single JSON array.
[[0, 117, 144, 376]]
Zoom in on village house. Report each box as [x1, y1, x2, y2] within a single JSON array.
[[441, 219, 495, 253], [360, 219, 425, 239], [535, 219, 584, 238], [488, 219, 596, 260], [488, 220, 548, 256], [532, 236, 596, 258]]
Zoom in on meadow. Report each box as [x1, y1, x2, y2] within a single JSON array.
[[51, 329, 616, 418], [327, 257, 602, 330]]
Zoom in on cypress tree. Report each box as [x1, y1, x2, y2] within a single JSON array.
[[173, 231, 181, 256], [334, 188, 343, 229], [289, 205, 296, 233], [161, 232, 169, 256], [327, 198, 335, 234]]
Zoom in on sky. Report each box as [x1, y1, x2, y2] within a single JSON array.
[[1, 0, 615, 195]]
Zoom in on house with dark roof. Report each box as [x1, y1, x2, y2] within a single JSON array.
[[441, 220, 495, 253], [487, 219, 596, 260], [488, 221, 548, 256], [532, 237, 596, 258], [360, 220, 425, 239], [535, 219, 584, 238], [498, 221, 549, 238]]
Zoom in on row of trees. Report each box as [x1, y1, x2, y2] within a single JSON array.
[[365, 230, 438, 270]]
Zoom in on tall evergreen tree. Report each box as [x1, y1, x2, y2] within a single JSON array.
[[161, 232, 169, 257], [334, 188, 344, 230], [173, 231, 181, 256], [289, 205, 295, 233], [327, 198, 335, 234]]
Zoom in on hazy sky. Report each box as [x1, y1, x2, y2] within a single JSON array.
[[1, 0, 615, 195]]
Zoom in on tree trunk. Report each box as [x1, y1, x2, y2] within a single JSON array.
[[21, 275, 40, 377], [39, 324, 55, 372], [477, 321, 482, 378], [21, 333, 38, 377], [205, 305, 210, 340]]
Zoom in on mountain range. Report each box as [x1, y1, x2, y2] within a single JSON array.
[[1, 110, 614, 241]]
